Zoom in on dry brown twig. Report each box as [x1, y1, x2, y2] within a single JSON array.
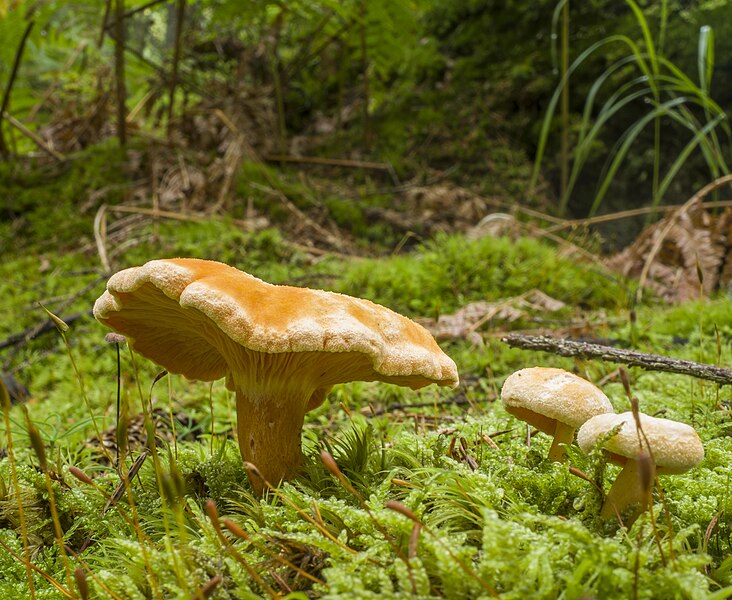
[[503, 333, 732, 386], [0, 20, 35, 157], [2, 112, 66, 161]]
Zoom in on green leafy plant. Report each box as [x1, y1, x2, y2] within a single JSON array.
[[531, 0, 731, 216]]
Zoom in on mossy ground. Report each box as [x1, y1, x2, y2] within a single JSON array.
[[2, 166, 732, 599]]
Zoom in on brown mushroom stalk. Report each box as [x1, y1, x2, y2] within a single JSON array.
[[549, 421, 577, 462], [94, 258, 459, 495], [599, 456, 654, 523], [226, 351, 369, 492]]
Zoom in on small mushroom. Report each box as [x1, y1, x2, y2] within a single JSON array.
[[500, 367, 613, 461], [577, 411, 704, 525], [93, 258, 458, 494]]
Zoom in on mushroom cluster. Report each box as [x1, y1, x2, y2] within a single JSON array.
[[500, 365, 705, 526], [94, 258, 459, 494]]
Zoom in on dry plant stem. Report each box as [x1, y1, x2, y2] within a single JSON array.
[[2, 112, 66, 161], [602, 459, 655, 526], [114, 0, 127, 147], [244, 464, 358, 555], [502, 334, 732, 386], [205, 502, 277, 597], [37, 469, 75, 595], [58, 329, 114, 464], [546, 198, 732, 234], [548, 421, 575, 462], [0, 394, 36, 598], [0, 538, 70, 597], [65, 548, 123, 600], [221, 520, 324, 586], [263, 154, 393, 172], [320, 451, 417, 592], [120, 465, 163, 600], [386, 501, 498, 598], [167, 0, 185, 136], [125, 351, 171, 599], [0, 20, 34, 157]]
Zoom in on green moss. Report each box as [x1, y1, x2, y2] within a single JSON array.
[[2, 197, 729, 598], [2, 140, 127, 250], [336, 232, 627, 316]]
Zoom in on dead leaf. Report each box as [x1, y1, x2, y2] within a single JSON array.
[[417, 290, 566, 344], [605, 203, 732, 302]]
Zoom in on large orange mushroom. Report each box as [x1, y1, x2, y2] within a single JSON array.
[[93, 258, 458, 494]]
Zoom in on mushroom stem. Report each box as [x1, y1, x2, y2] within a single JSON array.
[[600, 458, 656, 525], [547, 421, 576, 462], [235, 389, 307, 495]]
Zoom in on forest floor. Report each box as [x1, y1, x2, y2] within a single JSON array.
[[2, 139, 732, 599]]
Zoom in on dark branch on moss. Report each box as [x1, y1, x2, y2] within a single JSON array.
[[502, 333, 732, 386]]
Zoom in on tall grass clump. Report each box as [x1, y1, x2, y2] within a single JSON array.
[[531, 0, 731, 216]]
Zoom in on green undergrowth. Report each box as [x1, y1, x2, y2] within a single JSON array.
[[336, 232, 627, 315], [2, 215, 732, 598]]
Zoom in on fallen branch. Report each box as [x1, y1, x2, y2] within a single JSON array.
[[502, 333, 732, 386], [0, 311, 91, 352]]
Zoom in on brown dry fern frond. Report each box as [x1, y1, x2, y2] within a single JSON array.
[[605, 201, 732, 303]]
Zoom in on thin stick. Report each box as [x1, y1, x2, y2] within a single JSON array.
[[559, 0, 570, 214], [0, 384, 36, 598], [104, 0, 169, 32], [545, 199, 732, 233], [0, 20, 34, 157], [0, 311, 90, 352], [502, 333, 732, 386], [98, 0, 112, 47], [262, 154, 392, 171], [268, 14, 286, 155], [365, 394, 494, 417], [114, 0, 127, 147], [359, 0, 370, 147], [166, 0, 185, 136]]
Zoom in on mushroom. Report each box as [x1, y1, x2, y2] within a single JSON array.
[[500, 367, 613, 461], [577, 411, 704, 525], [93, 258, 459, 494]]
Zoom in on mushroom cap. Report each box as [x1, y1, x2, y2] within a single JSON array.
[[500, 367, 613, 433], [577, 411, 704, 474], [93, 258, 459, 395]]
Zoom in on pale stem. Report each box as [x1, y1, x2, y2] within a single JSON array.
[[601, 458, 656, 525], [235, 389, 308, 496], [547, 420, 576, 462]]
